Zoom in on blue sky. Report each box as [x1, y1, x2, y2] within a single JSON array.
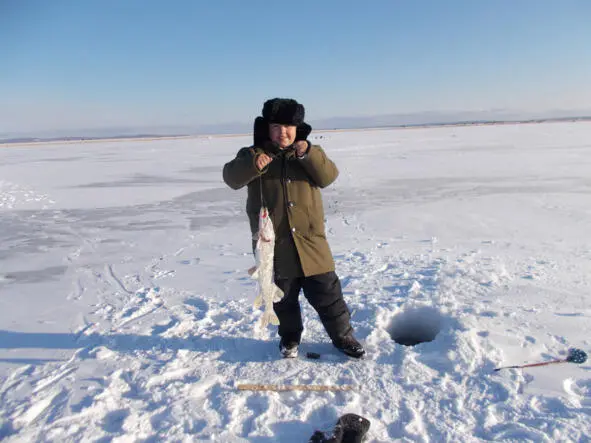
[[1, 0, 590, 135]]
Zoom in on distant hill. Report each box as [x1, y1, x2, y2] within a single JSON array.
[[0, 134, 190, 144], [312, 110, 591, 131], [2, 113, 590, 145]]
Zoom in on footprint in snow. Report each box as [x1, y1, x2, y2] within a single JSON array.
[[183, 419, 207, 435], [120, 306, 140, 319], [153, 269, 176, 279], [241, 395, 271, 437], [487, 422, 551, 441], [479, 311, 498, 318], [179, 258, 201, 265], [70, 394, 96, 413], [102, 408, 130, 433], [151, 317, 180, 335], [564, 378, 591, 406], [530, 396, 569, 414], [184, 297, 209, 320]]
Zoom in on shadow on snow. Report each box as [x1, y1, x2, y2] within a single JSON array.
[[0, 329, 341, 364]]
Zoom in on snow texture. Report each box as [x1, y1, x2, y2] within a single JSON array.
[[1, 123, 590, 441]]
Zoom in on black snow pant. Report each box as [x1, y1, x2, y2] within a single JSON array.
[[273, 271, 353, 345]]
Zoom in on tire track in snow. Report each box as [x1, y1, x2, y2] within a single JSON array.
[[106, 264, 133, 295]]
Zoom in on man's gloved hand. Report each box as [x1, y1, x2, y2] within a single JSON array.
[[262, 140, 282, 157], [255, 152, 273, 171], [294, 140, 310, 158]]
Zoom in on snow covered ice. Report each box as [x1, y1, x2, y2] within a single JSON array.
[[1, 122, 590, 441]]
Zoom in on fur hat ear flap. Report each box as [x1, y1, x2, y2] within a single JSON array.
[[296, 122, 312, 141], [253, 116, 269, 146]]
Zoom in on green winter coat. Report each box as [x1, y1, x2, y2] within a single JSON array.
[[222, 143, 338, 278]]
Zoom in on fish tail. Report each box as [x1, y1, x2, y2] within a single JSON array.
[[272, 286, 284, 303], [261, 309, 279, 327], [269, 312, 280, 325]]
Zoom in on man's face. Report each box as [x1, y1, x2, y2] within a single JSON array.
[[269, 123, 297, 148]]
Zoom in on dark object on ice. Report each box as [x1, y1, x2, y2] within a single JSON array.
[[494, 348, 588, 372], [336, 413, 371, 443], [306, 352, 321, 359], [309, 413, 371, 443], [566, 348, 587, 364]]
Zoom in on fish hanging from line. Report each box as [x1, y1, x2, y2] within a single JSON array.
[[248, 206, 283, 328]]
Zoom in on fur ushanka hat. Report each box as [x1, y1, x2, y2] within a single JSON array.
[[262, 98, 305, 126], [254, 98, 312, 146]]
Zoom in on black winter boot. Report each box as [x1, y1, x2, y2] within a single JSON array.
[[334, 334, 365, 359], [279, 339, 299, 358]]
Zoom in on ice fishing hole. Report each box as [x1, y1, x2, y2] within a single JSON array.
[[388, 306, 442, 346]]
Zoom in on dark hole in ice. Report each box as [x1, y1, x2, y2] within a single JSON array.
[[388, 306, 442, 346]]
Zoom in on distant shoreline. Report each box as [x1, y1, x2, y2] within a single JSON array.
[[2, 117, 589, 147]]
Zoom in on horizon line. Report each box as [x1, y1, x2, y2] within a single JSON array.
[[2, 115, 590, 146], [3, 106, 591, 139]]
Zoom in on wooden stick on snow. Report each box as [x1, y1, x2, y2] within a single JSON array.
[[237, 384, 355, 392]]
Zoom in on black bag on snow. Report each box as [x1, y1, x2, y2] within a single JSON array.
[[308, 413, 371, 443]]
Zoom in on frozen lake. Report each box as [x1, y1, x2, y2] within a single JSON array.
[[1, 122, 590, 441]]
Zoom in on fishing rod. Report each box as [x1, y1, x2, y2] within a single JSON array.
[[494, 348, 587, 372]]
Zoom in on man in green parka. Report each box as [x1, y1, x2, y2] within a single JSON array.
[[223, 98, 365, 359]]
